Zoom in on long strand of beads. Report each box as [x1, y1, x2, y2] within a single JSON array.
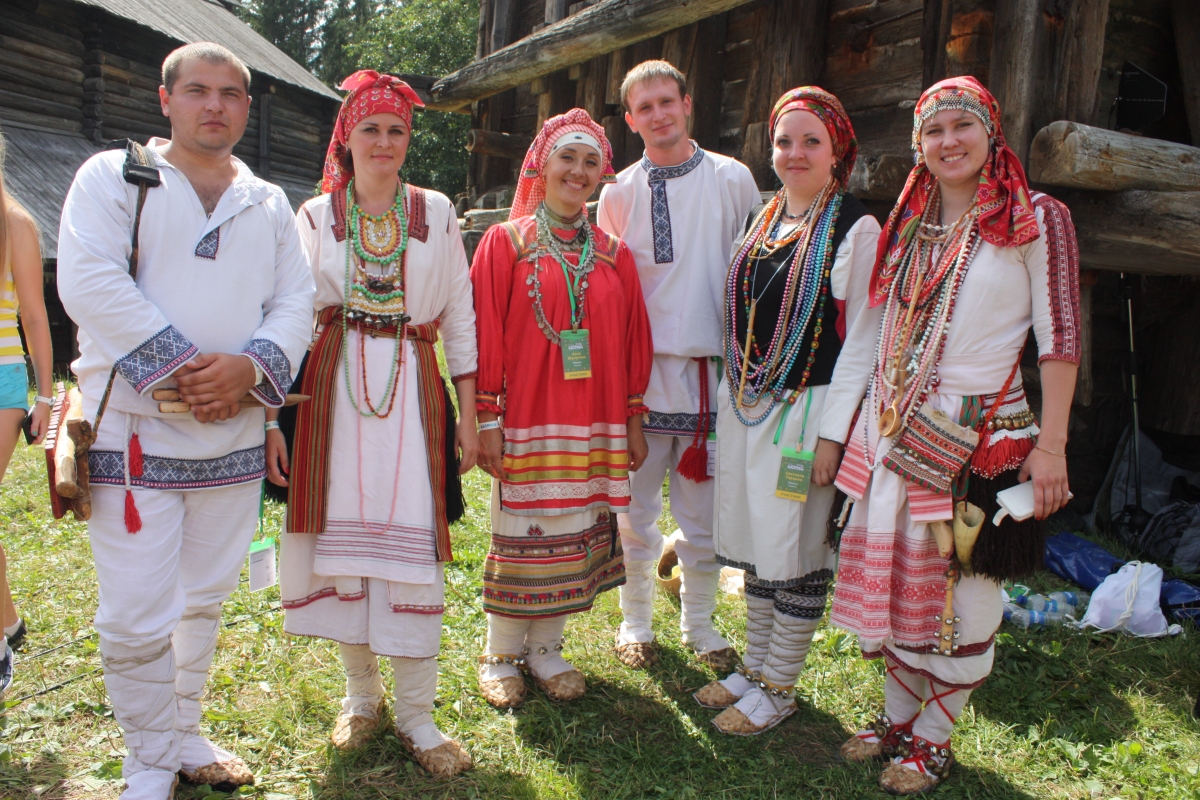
[[341, 220, 404, 418], [528, 203, 597, 344]]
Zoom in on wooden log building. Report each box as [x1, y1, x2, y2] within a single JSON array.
[[0, 0, 340, 373], [436, 0, 1200, 509]]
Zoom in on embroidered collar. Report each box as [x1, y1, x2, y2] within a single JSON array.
[[640, 142, 704, 180]]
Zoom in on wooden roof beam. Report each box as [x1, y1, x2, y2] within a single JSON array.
[[1029, 121, 1200, 192], [428, 0, 757, 112]]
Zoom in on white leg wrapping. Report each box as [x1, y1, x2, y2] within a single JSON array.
[[719, 593, 774, 697], [616, 559, 656, 646], [679, 563, 731, 654], [338, 642, 385, 717], [885, 660, 927, 729], [390, 656, 449, 752], [100, 637, 181, 782], [172, 606, 241, 771], [524, 616, 572, 680], [119, 769, 178, 800], [731, 614, 818, 727], [912, 682, 972, 747], [482, 613, 530, 680]]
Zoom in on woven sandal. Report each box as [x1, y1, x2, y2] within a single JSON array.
[[693, 680, 740, 709], [178, 757, 254, 791], [396, 730, 474, 780], [478, 655, 528, 709], [840, 733, 884, 762], [879, 763, 939, 795], [330, 708, 382, 751], [534, 668, 586, 702], [696, 646, 739, 673], [614, 640, 659, 669], [711, 702, 796, 736]]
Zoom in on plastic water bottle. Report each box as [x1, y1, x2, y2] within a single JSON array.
[[1048, 591, 1079, 610], [1004, 605, 1046, 629], [1016, 593, 1060, 613]]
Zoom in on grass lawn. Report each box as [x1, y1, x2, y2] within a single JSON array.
[[0, 433, 1198, 798]]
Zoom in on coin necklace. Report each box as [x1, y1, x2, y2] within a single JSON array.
[[528, 202, 597, 344]]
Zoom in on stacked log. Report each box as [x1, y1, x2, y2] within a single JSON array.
[[0, 11, 85, 135]]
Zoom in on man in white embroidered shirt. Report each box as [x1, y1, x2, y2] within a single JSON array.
[[57, 43, 312, 800], [598, 60, 759, 672]]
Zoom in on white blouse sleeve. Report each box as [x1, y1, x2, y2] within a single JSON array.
[[434, 194, 478, 382], [818, 213, 883, 444]]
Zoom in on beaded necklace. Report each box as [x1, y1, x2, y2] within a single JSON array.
[[528, 203, 597, 344], [723, 181, 841, 425], [862, 187, 981, 467], [341, 181, 411, 419]]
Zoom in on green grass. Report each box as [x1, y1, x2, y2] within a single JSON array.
[[0, 443, 1198, 798]]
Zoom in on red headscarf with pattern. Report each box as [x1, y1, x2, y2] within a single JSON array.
[[508, 108, 616, 221], [769, 86, 859, 187], [320, 70, 425, 195], [870, 76, 1038, 305]]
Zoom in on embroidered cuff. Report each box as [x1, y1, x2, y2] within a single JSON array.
[[116, 325, 199, 394], [627, 395, 649, 416], [476, 389, 502, 414], [242, 338, 293, 408], [452, 370, 478, 384], [1037, 351, 1082, 366]]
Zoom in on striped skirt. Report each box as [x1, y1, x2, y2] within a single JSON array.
[[483, 481, 626, 618]]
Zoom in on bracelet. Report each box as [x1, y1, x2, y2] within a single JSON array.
[[34, 395, 53, 407], [478, 420, 501, 432], [265, 421, 281, 431], [1036, 444, 1066, 458]]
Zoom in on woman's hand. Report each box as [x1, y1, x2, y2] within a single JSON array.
[[1018, 445, 1069, 520], [627, 414, 649, 473], [478, 428, 504, 479], [27, 401, 50, 446], [265, 428, 289, 487], [812, 438, 843, 487], [456, 419, 479, 474]]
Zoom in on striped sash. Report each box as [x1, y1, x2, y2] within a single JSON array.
[[287, 305, 453, 562]]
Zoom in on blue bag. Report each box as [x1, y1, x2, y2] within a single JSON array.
[[1044, 532, 1125, 591]]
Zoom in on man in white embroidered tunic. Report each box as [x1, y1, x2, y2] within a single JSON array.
[[598, 60, 760, 670], [56, 44, 313, 800]]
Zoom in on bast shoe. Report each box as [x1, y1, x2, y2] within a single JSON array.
[[613, 638, 659, 669], [396, 729, 474, 780], [330, 700, 383, 751]]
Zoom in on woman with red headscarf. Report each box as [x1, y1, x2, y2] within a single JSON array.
[[266, 71, 477, 778], [471, 109, 653, 710], [830, 77, 1080, 794], [694, 87, 882, 736]]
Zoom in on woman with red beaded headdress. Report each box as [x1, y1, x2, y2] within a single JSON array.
[[471, 108, 653, 710], [265, 70, 478, 778], [693, 87, 882, 736], [829, 76, 1080, 794]]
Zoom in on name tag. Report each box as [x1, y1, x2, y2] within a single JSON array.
[[775, 448, 814, 502], [706, 432, 717, 477], [560, 329, 592, 380], [248, 538, 277, 592]]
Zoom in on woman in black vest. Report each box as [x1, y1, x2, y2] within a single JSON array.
[[697, 87, 882, 736]]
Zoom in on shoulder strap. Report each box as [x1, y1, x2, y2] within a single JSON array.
[[94, 140, 162, 434], [500, 220, 534, 260], [105, 139, 161, 282]]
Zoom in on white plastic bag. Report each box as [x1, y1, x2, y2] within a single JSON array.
[[1077, 561, 1182, 637]]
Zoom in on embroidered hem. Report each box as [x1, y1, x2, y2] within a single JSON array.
[[861, 645, 992, 691], [242, 338, 292, 408], [644, 411, 718, 437], [116, 325, 199, 394], [90, 446, 265, 489]]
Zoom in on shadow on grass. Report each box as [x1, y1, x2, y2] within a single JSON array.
[[0, 752, 73, 800]]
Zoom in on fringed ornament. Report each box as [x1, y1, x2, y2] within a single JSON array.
[[676, 357, 712, 483], [969, 428, 1034, 479], [124, 490, 142, 533], [128, 433, 144, 478]]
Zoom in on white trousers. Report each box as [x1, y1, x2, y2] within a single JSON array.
[[618, 434, 716, 570], [88, 482, 259, 783]]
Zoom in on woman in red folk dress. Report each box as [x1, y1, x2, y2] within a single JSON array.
[[829, 77, 1080, 794], [471, 109, 653, 710]]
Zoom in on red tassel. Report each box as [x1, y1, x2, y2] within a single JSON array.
[[128, 433, 144, 478], [124, 490, 142, 533], [970, 432, 1035, 479], [677, 441, 711, 483]]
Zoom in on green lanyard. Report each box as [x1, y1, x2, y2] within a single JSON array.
[[551, 238, 591, 329], [772, 387, 813, 448]]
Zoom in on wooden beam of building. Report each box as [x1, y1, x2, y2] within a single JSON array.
[[1029, 121, 1200, 192], [465, 129, 532, 160], [428, 0, 757, 111], [1062, 189, 1200, 277]]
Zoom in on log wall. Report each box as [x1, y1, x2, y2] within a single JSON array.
[[0, 0, 334, 191]]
